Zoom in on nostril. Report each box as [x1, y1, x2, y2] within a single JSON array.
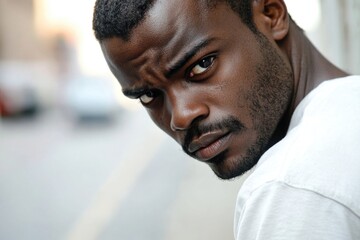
[[170, 107, 209, 132], [167, 88, 210, 132], [170, 116, 188, 131]]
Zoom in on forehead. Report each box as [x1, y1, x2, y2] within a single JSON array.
[[124, 0, 217, 47], [101, 0, 244, 88]]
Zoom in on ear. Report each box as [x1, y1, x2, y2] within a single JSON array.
[[252, 0, 289, 41]]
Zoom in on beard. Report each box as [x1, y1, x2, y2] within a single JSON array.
[[189, 33, 293, 180]]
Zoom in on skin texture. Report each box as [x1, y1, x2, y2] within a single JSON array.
[[100, 0, 347, 179]]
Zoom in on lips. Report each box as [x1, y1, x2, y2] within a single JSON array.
[[188, 130, 232, 161]]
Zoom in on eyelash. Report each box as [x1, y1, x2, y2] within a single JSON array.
[[138, 89, 159, 105], [187, 54, 216, 79], [137, 54, 217, 106]]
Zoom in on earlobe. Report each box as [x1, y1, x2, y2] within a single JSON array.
[[253, 0, 289, 41]]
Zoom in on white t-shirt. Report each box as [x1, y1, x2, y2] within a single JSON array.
[[234, 76, 360, 240]]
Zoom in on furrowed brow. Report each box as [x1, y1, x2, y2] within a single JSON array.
[[165, 38, 215, 78]]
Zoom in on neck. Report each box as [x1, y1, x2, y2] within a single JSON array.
[[281, 22, 348, 113], [266, 22, 348, 147]]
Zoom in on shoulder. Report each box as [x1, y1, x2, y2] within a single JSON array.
[[234, 180, 360, 239], [290, 75, 360, 130], [234, 76, 360, 239]]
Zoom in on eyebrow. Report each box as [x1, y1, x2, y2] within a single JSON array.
[[123, 87, 148, 98], [165, 38, 215, 78], [123, 38, 216, 98]]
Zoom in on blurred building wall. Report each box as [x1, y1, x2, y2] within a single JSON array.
[[317, 0, 360, 74], [345, 0, 360, 74], [0, 0, 359, 71], [0, 0, 48, 61]]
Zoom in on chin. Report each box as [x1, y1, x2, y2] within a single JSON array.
[[208, 150, 261, 180]]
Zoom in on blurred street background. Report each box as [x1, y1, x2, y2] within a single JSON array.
[[0, 0, 359, 239]]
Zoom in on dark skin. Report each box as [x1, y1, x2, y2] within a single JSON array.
[[100, 0, 347, 179]]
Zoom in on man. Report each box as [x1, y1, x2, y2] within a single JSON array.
[[93, 0, 360, 239]]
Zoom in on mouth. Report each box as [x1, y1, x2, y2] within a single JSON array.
[[188, 131, 232, 161]]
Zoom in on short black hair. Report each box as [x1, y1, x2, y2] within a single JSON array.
[[93, 0, 256, 41]]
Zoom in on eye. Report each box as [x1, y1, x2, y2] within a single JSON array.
[[139, 90, 156, 105], [189, 56, 215, 77]]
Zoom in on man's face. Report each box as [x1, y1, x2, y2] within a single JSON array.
[[101, 0, 293, 179]]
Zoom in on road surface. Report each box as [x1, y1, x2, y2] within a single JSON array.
[[0, 109, 246, 240]]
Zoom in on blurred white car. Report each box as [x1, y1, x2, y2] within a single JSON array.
[[63, 76, 120, 121]]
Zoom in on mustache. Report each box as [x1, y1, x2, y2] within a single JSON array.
[[182, 116, 245, 155]]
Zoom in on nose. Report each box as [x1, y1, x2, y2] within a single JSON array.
[[168, 90, 209, 132]]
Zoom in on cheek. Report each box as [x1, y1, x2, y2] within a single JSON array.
[[147, 109, 172, 134], [217, 51, 258, 92], [214, 64, 249, 108], [212, 69, 258, 129]]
